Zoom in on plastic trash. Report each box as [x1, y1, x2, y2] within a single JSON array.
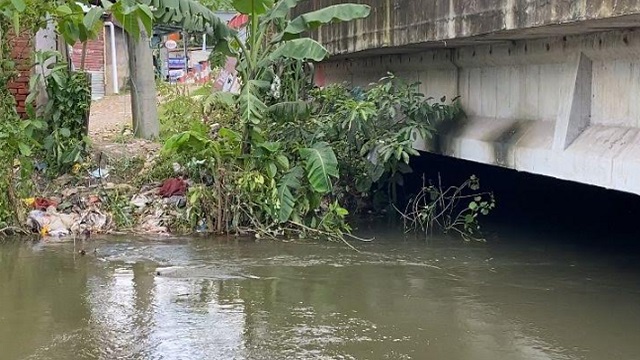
[[164, 195, 187, 208], [139, 208, 169, 234], [172, 163, 184, 174], [23, 197, 57, 211], [196, 219, 208, 233], [26, 209, 78, 237], [35, 162, 47, 172], [130, 194, 151, 209], [90, 167, 110, 179], [79, 209, 109, 231]]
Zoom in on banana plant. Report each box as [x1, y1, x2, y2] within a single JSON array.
[[226, 0, 371, 144], [140, 0, 233, 49], [277, 141, 340, 223], [218, 0, 369, 224]]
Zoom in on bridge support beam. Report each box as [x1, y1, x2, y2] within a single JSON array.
[[553, 53, 592, 151]]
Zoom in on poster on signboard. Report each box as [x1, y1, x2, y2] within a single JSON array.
[[211, 13, 247, 94], [168, 57, 187, 69], [213, 56, 239, 93]]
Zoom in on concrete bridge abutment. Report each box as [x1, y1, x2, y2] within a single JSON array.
[[314, 29, 640, 195]]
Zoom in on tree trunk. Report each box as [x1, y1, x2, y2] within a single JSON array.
[[77, 71, 92, 138], [127, 26, 159, 139]]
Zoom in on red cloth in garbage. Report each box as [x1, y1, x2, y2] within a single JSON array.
[[33, 197, 57, 211], [158, 178, 187, 198]]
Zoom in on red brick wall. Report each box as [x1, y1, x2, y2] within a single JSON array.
[[71, 29, 105, 72], [7, 33, 34, 117]]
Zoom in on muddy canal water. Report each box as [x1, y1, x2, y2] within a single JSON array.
[[1, 226, 639, 360]]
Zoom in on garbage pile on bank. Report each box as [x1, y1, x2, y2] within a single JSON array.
[[25, 177, 190, 238]]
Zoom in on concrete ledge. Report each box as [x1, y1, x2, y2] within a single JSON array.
[[296, 0, 640, 56], [432, 118, 553, 168], [432, 118, 640, 194]]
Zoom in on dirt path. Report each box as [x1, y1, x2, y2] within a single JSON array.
[[89, 94, 132, 137], [89, 94, 160, 161]]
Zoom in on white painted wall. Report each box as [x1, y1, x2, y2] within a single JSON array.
[[35, 20, 57, 75], [34, 21, 57, 113]]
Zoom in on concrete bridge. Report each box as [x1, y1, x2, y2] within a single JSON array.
[[297, 0, 640, 196]]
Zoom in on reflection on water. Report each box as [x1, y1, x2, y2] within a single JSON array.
[[1, 231, 640, 360]]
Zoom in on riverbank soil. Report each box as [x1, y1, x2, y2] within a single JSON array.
[[24, 95, 183, 238]]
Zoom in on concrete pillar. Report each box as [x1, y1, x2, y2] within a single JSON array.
[[553, 52, 592, 151]]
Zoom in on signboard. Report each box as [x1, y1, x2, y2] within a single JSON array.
[[167, 57, 186, 69], [168, 69, 185, 82], [165, 40, 178, 50]]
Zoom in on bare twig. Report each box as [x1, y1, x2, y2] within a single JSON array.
[[288, 221, 359, 252], [344, 232, 374, 242], [0, 226, 29, 236], [398, 173, 494, 241]]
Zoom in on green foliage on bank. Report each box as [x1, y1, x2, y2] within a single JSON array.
[[0, 0, 235, 231], [0, 0, 496, 242], [154, 72, 467, 241]]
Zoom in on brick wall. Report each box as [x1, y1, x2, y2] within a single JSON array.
[[7, 29, 104, 116], [7, 33, 34, 117], [71, 29, 105, 72]]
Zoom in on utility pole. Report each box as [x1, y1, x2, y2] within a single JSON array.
[[127, 26, 159, 139]]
